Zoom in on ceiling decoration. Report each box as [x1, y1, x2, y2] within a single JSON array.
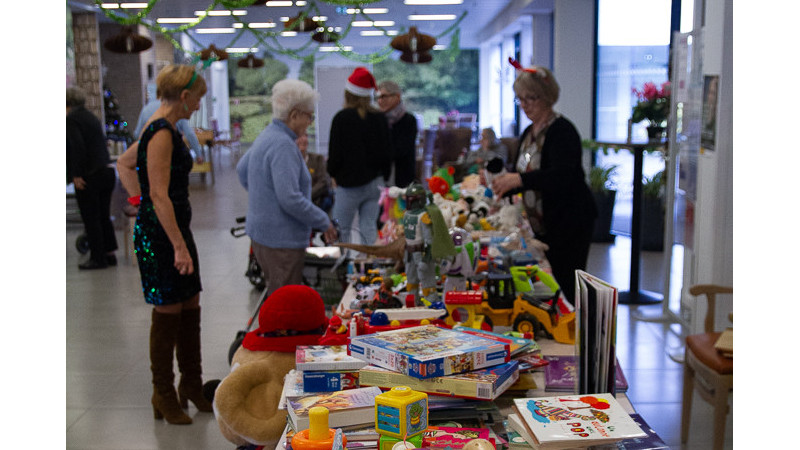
[[92, 0, 467, 64], [391, 26, 435, 64], [237, 53, 264, 68], [199, 43, 230, 61], [103, 25, 153, 53]]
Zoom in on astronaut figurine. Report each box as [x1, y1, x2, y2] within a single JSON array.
[[442, 227, 478, 292], [402, 183, 438, 304]]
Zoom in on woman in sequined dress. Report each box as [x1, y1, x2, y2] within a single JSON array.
[[491, 63, 597, 304], [117, 64, 213, 425]]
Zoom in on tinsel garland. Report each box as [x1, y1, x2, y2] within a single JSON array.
[[92, 0, 466, 64]]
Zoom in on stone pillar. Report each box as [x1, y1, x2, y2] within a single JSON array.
[[71, 12, 104, 121]]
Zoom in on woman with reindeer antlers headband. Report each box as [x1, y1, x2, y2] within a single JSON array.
[[491, 58, 597, 303]]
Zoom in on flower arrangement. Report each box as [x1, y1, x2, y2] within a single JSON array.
[[631, 81, 671, 126]]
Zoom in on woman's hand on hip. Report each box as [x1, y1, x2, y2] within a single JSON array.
[[492, 172, 522, 197]]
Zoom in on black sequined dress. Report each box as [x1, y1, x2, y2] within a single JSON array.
[[133, 118, 202, 305]]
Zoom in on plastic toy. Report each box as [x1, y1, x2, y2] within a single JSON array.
[[401, 183, 457, 304], [428, 166, 459, 200], [375, 386, 428, 450], [443, 290, 491, 331], [442, 228, 478, 292], [291, 406, 348, 450], [476, 270, 576, 344]]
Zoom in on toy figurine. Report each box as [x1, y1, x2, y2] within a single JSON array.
[[442, 227, 478, 292], [401, 183, 457, 304], [428, 166, 459, 201], [375, 386, 428, 450]]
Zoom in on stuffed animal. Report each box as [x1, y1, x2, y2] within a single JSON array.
[[428, 166, 459, 200], [213, 285, 328, 449]]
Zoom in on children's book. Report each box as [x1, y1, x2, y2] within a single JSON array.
[[611, 414, 669, 449], [422, 426, 494, 450], [359, 360, 519, 400], [296, 345, 368, 371], [503, 418, 534, 450], [511, 394, 646, 449], [286, 386, 382, 431], [543, 355, 628, 393], [348, 325, 510, 379], [574, 271, 619, 395]]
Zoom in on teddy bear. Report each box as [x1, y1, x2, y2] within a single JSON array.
[[213, 285, 329, 449]]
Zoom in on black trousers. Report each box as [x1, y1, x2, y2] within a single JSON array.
[[75, 166, 118, 262], [542, 220, 594, 305]]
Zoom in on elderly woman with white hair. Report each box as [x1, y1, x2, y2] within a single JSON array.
[[237, 78, 337, 297]]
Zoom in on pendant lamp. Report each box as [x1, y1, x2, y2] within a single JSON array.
[[237, 53, 264, 68], [200, 44, 229, 62], [103, 26, 153, 54], [391, 26, 436, 64]]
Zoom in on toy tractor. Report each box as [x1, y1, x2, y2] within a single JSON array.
[[476, 267, 575, 344]]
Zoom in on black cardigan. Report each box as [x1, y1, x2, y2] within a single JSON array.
[[327, 107, 392, 187], [508, 117, 597, 242]]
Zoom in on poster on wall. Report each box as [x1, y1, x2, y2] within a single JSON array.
[[701, 75, 719, 151]]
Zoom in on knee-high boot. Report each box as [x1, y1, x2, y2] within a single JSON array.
[[176, 307, 213, 412], [150, 310, 192, 425]]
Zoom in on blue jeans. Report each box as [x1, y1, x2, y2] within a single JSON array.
[[332, 177, 382, 245]]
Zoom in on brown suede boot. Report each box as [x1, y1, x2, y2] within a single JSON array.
[[150, 310, 192, 425], [176, 307, 213, 412]]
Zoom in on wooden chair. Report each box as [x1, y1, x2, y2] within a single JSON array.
[[433, 127, 472, 167], [499, 137, 520, 171], [681, 284, 733, 450]]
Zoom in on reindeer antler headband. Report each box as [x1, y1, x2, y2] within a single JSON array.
[[508, 57, 547, 78]]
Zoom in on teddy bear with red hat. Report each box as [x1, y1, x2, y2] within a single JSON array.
[[213, 285, 329, 449]]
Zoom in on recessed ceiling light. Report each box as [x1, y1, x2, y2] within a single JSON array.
[[405, 0, 463, 5], [266, 1, 293, 6], [360, 30, 386, 36], [240, 22, 277, 28], [157, 17, 197, 24], [352, 20, 395, 27], [195, 28, 236, 34], [346, 8, 389, 14], [280, 31, 298, 37], [100, 2, 149, 8], [408, 14, 457, 20], [226, 48, 258, 53], [320, 46, 353, 52], [195, 10, 247, 16]]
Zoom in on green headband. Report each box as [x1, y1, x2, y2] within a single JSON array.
[[183, 71, 197, 90]]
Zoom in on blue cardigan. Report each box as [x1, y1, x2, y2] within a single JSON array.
[[237, 119, 330, 249]]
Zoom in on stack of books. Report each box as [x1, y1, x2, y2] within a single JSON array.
[[350, 325, 521, 401], [508, 394, 651, 449], [285, 385, 383, 434], [295, 345, 367, 392]]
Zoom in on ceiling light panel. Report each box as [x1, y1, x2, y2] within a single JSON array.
[[266, 1, 293, 6], [408, 14, 457, 20], [404, 0, 463, 5], [195, 28, 236, 34]]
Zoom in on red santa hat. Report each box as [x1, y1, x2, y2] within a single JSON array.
[[345, 66, 377, 97]]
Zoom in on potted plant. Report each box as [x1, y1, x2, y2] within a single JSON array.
[[589, 164, 618, 243], [631, 81, 671, 140], [641, 169, 665, 251]]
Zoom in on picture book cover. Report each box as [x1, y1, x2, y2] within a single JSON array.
[[543, 355, 628, 393], [359, 360, 519, 400], [348, 325, 510, 379], [287, 386, 382, 431], [503, 418, 533, 449], [422, 426, 493, 450], [512, 394, 646, 449], [296, 345, 368, 371]]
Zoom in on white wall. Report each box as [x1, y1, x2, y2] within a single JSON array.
[[681, 0, 733, 334]]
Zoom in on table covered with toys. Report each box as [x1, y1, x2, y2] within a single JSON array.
[[210, 173, 667, 450]]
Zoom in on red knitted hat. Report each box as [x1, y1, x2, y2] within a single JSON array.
[[242, 285, 328, 353], [345, 66, 377, 97]]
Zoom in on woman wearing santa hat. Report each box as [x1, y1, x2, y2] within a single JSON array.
[[327, 66, 392, 245]]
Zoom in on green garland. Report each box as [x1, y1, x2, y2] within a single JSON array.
[[92, 0, 465, 63]]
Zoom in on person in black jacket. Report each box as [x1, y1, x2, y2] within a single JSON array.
[[327, 67, 391, 245], [492, 64, 597, 303], [377, 80, 418, 188], [66, 87, 118, 270]]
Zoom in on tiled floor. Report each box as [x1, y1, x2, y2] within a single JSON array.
[[65, 147, 732, 449]]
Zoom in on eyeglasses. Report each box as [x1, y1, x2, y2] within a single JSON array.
[[376, 93, 397, 100], [300, 110, 315, 121], [514, 94, 540, 105]]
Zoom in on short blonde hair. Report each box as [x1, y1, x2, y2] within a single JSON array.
[[156, 65, 207, 102], [513, 66, 560, 107], [271, 79, 318, 121]]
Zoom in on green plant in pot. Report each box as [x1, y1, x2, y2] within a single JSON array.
[[589, 164, 618, 243], [641, 169, 665, 251]]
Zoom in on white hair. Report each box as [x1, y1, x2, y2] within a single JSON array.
[[271, 79, 318, 121]]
